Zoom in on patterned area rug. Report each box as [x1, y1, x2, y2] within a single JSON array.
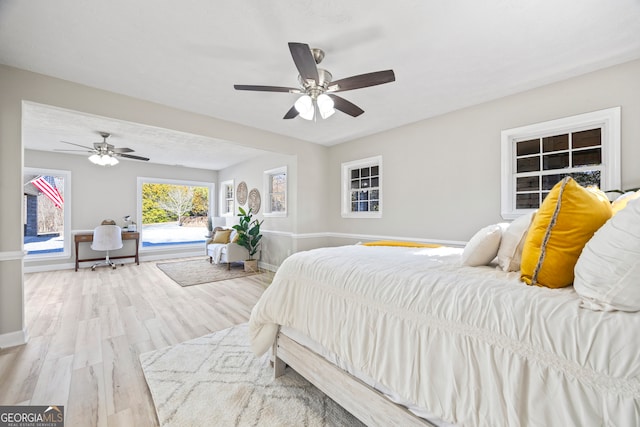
[[140, 324, 364, 427], [156, 259, 257, 287]]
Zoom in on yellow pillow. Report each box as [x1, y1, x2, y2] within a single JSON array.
[[520, 177, 612, 288], [212, 229, 232, 244], [611, 190, 640, 215]]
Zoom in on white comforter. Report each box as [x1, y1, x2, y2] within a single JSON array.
[[249, 245, 640, 426]]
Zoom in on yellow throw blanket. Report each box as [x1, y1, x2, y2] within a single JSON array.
[[361, 240, 441, 248]]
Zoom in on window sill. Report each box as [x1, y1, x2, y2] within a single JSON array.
[[341, 212, 382, 219]]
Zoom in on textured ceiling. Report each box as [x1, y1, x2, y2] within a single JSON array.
[[2, 0, 640, 169]]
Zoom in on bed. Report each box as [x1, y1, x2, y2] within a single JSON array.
[[248, 180, 640, 426]]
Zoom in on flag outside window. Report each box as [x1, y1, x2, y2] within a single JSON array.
[[31, 175, 64, 208]]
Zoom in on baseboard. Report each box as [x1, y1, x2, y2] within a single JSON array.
[[24, 262, 75, 273], [0, 328, 29, 349], [258, 261, 278, 272], [140, 250, 203, 263]]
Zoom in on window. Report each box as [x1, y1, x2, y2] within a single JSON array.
[[263, 166, 287, 217], [137, 177, 213, 248], [220, 180, 234, 217], [501, 107, 620, 219], [23, 168, 71, 259], [341, 156, 382, 218]]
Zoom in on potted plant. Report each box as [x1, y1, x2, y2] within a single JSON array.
[[205, 216, 214, 238], [232, 207, 263, 272]]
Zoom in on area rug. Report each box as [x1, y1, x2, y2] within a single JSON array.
[[140, 324, 364, 427], [156, 259, 258, 287]]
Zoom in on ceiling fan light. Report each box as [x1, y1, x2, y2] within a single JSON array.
[[317, 93, 333, 109], [320, 107, 335, 119], [294, 95, 314, 120], [89, 153, 118, 166], [317, 94, 335, 119]]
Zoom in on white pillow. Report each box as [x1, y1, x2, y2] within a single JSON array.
[[496, 211, 535, 272], [611, 190, 640, 214], [461, 224, 503, 267], [574, 196, 640, 311]]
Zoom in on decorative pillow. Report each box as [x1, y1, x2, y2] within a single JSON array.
[[230, 229, 239, 243], [574, 196, 640, 311], [461, 224, 503, 267], [520, 177, 612, 288], [611, 190, 640, 215], [497, 211, 535, 272], [212, 228, 232, 244]]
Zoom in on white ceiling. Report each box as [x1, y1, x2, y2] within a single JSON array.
[[2, 0, 640, 169], [21, 102, 268, 170]]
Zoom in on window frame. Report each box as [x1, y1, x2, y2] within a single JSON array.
[[220, 179, 234, 217], [501, 107, 620, 219], [136, 177, 215, 250], [23, 167, 72, 260], [263, 166, 287, 217], [341, 155, 383, 219]]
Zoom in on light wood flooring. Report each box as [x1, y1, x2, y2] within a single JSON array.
[[0, 258, 272, 426]]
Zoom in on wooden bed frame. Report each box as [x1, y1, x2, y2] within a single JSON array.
[[272, 329, 435, 427]]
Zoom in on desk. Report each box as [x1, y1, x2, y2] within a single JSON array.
[[74, 231, 140, 271]]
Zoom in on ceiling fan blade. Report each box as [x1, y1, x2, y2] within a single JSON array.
[[54, 149, 93, 153], [328, 70, 395, 93], [112, 147, 134, 153], [117, 153, 149, 161], [283, 105, 299, 119], [327, 94, 365, 117], [288, 42, 319, 83], [60, 140, 94, 150], [234, 84, 301, 93]]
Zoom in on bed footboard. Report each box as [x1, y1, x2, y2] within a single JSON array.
[[272, 330, 433, 427]]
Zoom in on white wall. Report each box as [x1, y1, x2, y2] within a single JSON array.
[[218, 152, 297, 269], [328, 59, 640, 243]]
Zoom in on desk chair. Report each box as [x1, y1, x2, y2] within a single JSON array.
[[91, 225, 123, 270]]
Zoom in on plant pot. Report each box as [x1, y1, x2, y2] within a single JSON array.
[[244, 259, 258, 273]]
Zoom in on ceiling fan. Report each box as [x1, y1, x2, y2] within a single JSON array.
[[234, 42, 395, 120], [55, 131, 150, 166]]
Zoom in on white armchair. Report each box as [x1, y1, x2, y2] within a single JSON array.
[[205, 227, 250, 270]]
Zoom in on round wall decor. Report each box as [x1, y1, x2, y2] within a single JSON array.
[[248, 188, 261, 213], [236, 181, 248, 205]]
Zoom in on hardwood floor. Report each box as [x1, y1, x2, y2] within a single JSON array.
[[0, 258, 272, 426]]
